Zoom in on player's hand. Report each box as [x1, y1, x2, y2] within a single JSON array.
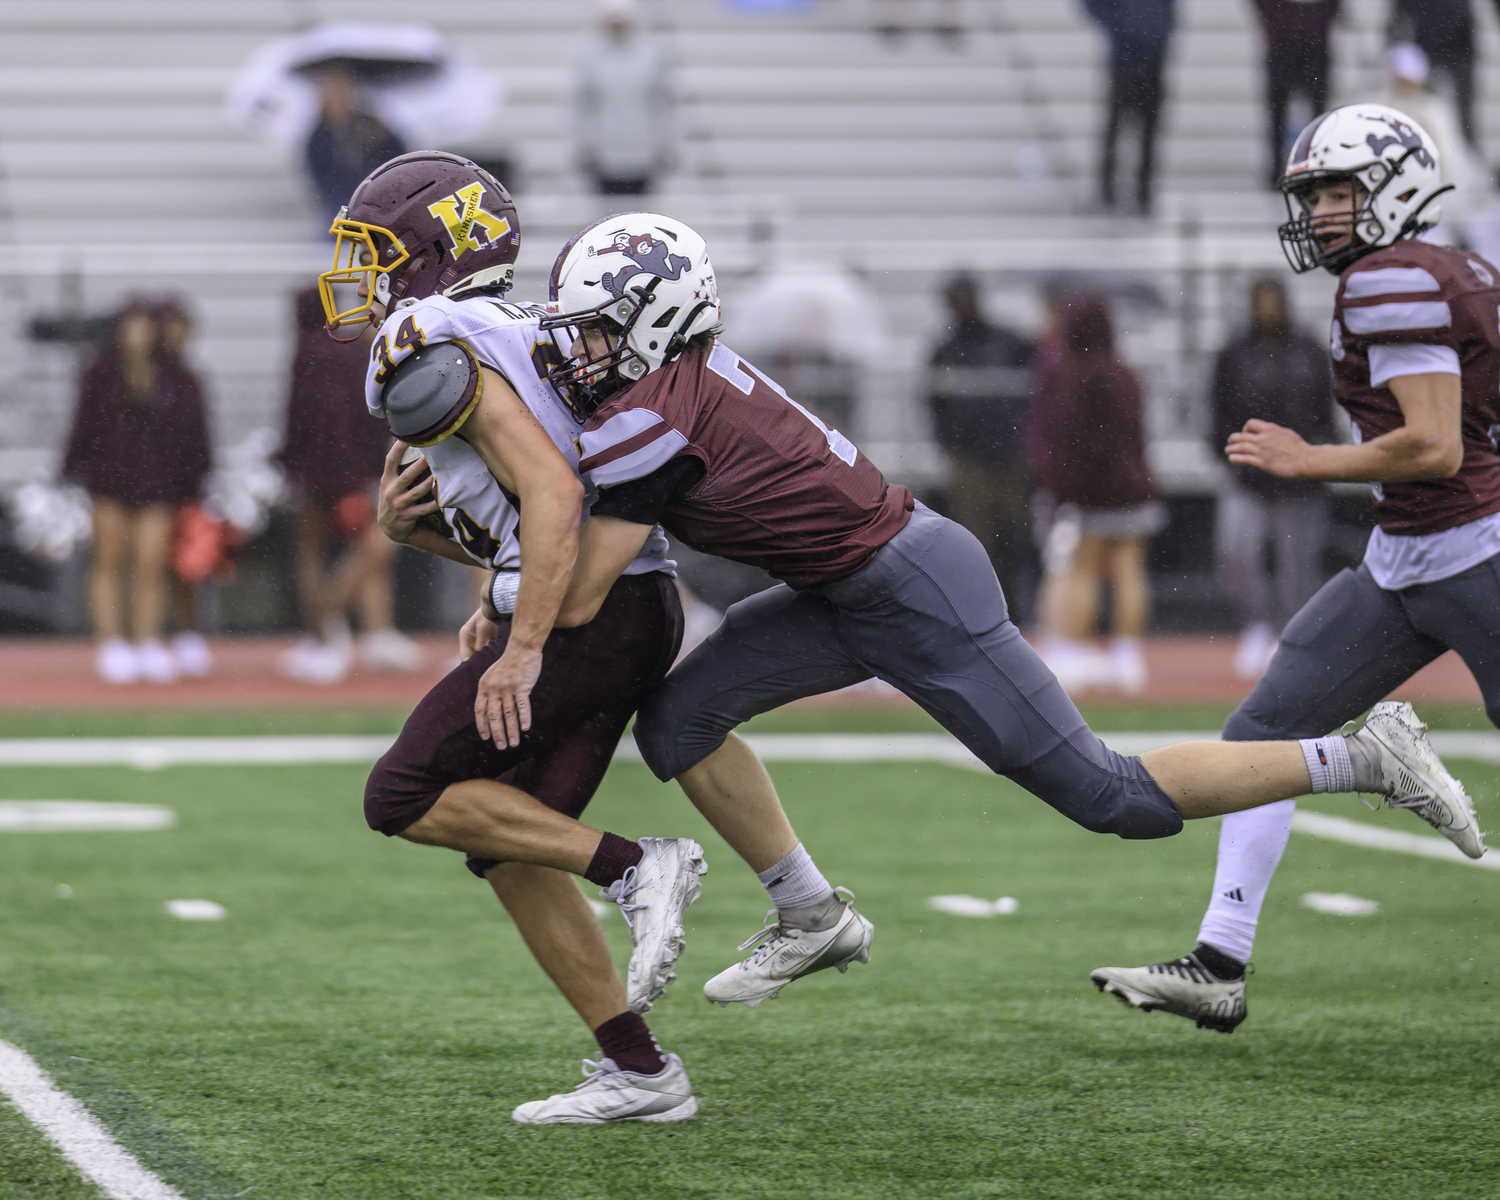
[[377, 441, 440, 543], [475, 642, 544, 747], [459, 605, 500, 662], [1226, 419, 1309, 478]]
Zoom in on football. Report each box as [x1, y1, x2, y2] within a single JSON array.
[[398, 444, 450, 538]]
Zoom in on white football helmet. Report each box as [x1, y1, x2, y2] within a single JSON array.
[[1277, 103, 1451, 274], [539, 213, 720, 415]]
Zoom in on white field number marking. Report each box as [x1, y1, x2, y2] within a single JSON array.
[[928, 895, 1019, 918], [165, 900, 226, 921], [1302, 892, 1379, 916], [0, 802, 174, 832], [0, 1039, 185, 1200]]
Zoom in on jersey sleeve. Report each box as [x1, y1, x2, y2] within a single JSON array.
[[363, 296, 540, 418], [364, 297, 464, 418], [1367, 342, 1462, 385], [578, 405, 692, 489], [1338, 258, 1459, 348]]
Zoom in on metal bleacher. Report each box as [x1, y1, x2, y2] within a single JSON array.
[[0, 0, 1495, 503]]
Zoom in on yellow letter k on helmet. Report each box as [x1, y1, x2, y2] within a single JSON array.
[[427, 182, 511, 259]]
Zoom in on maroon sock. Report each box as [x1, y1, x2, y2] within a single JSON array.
[[583, 832, 643, 887], [593, 1011, 666, 1076]]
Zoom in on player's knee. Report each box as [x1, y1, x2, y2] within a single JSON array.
[[1222, 706, 1280, 743], [1015, 748, 1182, 840], [363, 752, 441, 837], [1077, 775, 1184, 840], [633, 685, 733, 782]]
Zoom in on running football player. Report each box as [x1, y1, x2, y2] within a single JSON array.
[[535, 210, 1482, 1012], [322, 152, 706, 1124], [1091, 103, 1495, 1033]]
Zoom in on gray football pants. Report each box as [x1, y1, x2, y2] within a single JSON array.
[[1199, 553, 1500, 961], [1225, 555, 1500, 741], [634, 504, 1183, 839]]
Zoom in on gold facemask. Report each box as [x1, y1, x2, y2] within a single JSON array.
[[317, 209, 411, 333]]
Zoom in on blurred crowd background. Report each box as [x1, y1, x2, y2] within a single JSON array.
[[1, 0, 1497, 693]]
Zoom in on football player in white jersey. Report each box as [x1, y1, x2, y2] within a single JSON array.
[[321, 152, 705, 1123]]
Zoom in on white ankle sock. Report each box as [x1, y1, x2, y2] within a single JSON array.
[[1299, 735, 1355, 793], [1196, 799, 1296, 963], [755, 844, 833, 911]]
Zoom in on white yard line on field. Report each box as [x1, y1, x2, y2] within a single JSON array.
[[1291, 810, 1500, 870], [0, 731, 1492, 869], [0, 1039, 184, 1200], [2, 730, 1495, 768]]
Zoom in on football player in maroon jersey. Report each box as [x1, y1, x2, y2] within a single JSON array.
[[1093, 103, 1496, 1033], [537, 210, 1482, 1013]]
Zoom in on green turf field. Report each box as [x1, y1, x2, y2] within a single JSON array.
[[1, 707, 1497, 1199]]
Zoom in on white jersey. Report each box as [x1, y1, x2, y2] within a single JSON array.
[[365, 294, 674, 576]]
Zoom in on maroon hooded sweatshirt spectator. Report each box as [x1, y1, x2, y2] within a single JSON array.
[[63, 300, 210, 508], [277, 287, 391, 504], [1049, 292, 1156, 513]]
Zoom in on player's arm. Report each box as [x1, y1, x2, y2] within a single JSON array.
[[375, 441, 477, 567], [1226, 371, 1463, 482], [459, 365, 586, 747], [556, 516, 654, 627], [558, 455, 705, 626]]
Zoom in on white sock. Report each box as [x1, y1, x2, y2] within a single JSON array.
[[1299, 735, 1355, 794], [755, 844, 833, 912], [1196, 799, 1297, 963]]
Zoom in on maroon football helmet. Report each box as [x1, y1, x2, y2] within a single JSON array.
[[319, 151, 519, 339]]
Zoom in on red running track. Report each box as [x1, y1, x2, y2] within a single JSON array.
[[0, 634, 1482, 713]]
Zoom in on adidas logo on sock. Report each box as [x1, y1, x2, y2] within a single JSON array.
[[1222, 887, 1244, 902]]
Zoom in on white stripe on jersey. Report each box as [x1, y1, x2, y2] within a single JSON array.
[[579, 408, 668, 458], [1344, 267, 1442, 299], [1342, 300, 1452, 335], [587, 428, 691, 488], [1368, 342, 1461, 386]]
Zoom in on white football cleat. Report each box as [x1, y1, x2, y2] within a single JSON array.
[[600, 837, 707, 1014], [704, 887, 873, 1009], [1091, 953, 1247, 1033], [511, 1054, 697, 1125], [1359, 701, 1486, 859]]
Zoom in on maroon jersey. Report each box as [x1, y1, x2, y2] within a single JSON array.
[[578, 341, 913, 588], [1333, 239, 1500, 535]]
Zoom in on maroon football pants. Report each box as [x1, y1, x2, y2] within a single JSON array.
[[364, 571, 683, 876]]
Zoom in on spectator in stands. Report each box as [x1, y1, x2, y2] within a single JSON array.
[[1083, 0, 1176, 215], [874, 0, 967, 47], [1031, 292, 1163, 694], [63, 300, 211, 685], [1388, 0, 1480, 150], [1251, 0, 1340, 187], [1381, 42, 1489, 244], [1025, 282, 1072, 638], [304, 67, 406, 226], [927, 273, 1035, 616], [153, 298, 216, 679], [277, 287, 422, 684], [574, 0, 675, 196], [1212, 277, 1334, 680]]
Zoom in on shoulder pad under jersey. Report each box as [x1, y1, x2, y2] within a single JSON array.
[[381, 339, 481, 447]]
